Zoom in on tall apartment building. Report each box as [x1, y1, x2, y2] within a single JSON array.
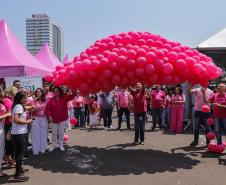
[[26, 14, 64, 61]]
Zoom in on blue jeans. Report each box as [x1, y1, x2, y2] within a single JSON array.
[[162, 108, 171, 126], [215, 118, 226, 144], [152, 108, 163, 129], [134, 113, 146, 142]]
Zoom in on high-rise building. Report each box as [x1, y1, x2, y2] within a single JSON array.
[[26, 14, 64, 61]]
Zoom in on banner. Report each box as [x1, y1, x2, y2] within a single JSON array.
[[5, 76, 43, 91]]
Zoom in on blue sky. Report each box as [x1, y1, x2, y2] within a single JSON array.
[[1, 0, 226, 60]]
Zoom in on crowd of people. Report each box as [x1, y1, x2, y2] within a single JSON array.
[[0, 79, 226, 182]]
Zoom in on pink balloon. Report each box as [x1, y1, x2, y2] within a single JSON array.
[[135, 68, 144, 77], [45, 74, 53, 82], [103, 69, 112, 78], [216, 144, 225, 153], [126, 59, 136, 70], [137, 48, 146, 57], [207, 132, 216, 140], [145, 64, 155, 74], [64, 134, 69, 142], [162, 63, 173, 75], [108, 52, 118, 62], [207, 118, 214, 126], [136, 57, 147, 67], [56, 65, 63, 71], [112, 75, 121, 85], [201, 105, 210, 113], [175, 59, 187, 71], [118, 55, 127, 66], [119, 67, 126, 75], [127, 49, 137, 59], [70, 118, 78, 126]]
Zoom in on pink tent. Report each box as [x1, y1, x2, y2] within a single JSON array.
[[0, 20, 51, 77], [62, 54, 70, 64], [36, 43, 61, 71]]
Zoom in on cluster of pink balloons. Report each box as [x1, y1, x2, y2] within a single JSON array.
[[45, 31, 222, 95], [208, 142, 225, 153]]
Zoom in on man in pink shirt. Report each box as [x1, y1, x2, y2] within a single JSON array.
[[189, 85, 214, 146], [151, 85, 165, 131], [117, 89, 131, 130], [209, 84, 226, 145], [129, 83, 147, 144]]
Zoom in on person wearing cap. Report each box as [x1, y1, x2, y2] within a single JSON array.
[[209, 84, 226, 145]]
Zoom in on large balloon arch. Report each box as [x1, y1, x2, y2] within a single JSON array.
[[45, 31, 222, 95]]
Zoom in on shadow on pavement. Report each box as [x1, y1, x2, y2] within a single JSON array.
[[171, 145, 226, 166], [22, 145, 200, 176]]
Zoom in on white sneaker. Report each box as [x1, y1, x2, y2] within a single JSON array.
[[104, 127, 108, 130], [110, 125, 113, 129], [49, 146, 55, 152], [60, 145, 65, 151]]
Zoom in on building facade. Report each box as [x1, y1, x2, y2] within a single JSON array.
[[26, 14, 64, 61]]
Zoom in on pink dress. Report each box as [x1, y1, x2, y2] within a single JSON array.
[[170, 94, 185, 133]]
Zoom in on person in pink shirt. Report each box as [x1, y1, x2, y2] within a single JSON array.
[[117, 88, 131, 130], [65, 89, 74, 132], [189, 85, 214, 146], [31, 88, 48, 155], [0, 92, 12, 177], [73, 90, 85, 127], [3, 86, 18, 167], [151, 85, 165, 130], [84, 96, 90, 126], [43, 82, 54, 103], [88, 95, 99, 129], [209, 84, 226, 145], [46, 87, 75, 152], [170, 87, 185, 133], [162, 89, 173, 127]]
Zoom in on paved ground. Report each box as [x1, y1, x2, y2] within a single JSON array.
[[1, 114, 226, 185]]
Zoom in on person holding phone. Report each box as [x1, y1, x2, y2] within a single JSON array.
[[32, 88, 48, 155], [11, 91, 32, 182]]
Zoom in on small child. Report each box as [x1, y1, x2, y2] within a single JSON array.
[[88, 95, 99, 130]]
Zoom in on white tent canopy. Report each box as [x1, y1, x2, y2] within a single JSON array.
[[198, 28, 226, 49]]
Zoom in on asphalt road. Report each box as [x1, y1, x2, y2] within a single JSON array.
[[1, 114, 226, 185]]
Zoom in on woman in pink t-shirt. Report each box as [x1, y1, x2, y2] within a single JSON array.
[[0, 92, 12, 177], [3, 86, 18, 167], [73, 90, 85, 127], [162, 89, 173, 127], [31, 88, 48, 155], [170, 87, 185, 133], [65, 89, 74, 131]]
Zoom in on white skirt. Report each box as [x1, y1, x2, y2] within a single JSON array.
[[89, 113, 99, 126]]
